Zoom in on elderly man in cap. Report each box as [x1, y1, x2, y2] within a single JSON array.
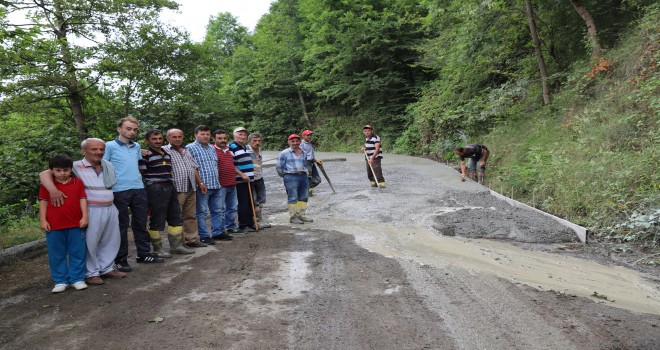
[[228, 127, 257, 231], [299, 129, 322, 195], [276, 134, 313, 224]]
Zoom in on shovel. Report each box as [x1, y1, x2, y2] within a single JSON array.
[[316, 162, 336, 193]]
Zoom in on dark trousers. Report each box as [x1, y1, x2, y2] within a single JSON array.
[[146, 182, 183, 231], [113, 188, 151, 261], [251, 178, 267, 205], [307, 162, 322, 188], [236, 182, 255, 228], [366, 158, 385, 183]]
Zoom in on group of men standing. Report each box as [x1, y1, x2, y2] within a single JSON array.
[[40, 117, 277, 289], [39, 117, 398, 292]]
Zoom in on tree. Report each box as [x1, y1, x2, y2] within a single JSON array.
[[0, 0, 179, 140], [568, 0, 601, 58], [525, 0, 551, 105]]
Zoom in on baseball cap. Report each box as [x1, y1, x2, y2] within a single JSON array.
[[288, 133, 301, 140], [233, 127, 247, 133], [363, 124, 373, 130], [302, 130, 313, 136]]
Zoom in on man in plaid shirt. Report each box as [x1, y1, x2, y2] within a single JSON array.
[[186, 125, 233, 244], [162, 128, 208, 248]]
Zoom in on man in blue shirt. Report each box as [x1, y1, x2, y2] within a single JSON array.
[[276, 134, 313, 224], [103, 116, 164, 272], [186, 125, 233, 244]]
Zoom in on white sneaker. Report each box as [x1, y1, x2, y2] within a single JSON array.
[[70, 281, 88, 290], [52, 284, 68, 293]]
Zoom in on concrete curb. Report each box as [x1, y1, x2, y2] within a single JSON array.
[[0, 238, 47, 268], [489, 189, 588, 243]]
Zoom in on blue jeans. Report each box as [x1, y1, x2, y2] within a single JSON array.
[[196, 188, 223, 238], [283, 173, 309, 204], [220, 186, 238, 230], [46, 228, 86, 284]]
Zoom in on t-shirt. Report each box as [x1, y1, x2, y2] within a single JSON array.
[[72, 159, 113, 206], [364, 135, 383, 159], [246, 146, 263, 180], [228, 141, 254, 183], [103, 138, 144, 192], [214, 145, 237, 187], [39, 177, 87, 230], [139, 148, 173, 185], [459, 144, 487, 161]]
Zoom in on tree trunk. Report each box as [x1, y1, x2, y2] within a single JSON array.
[[524, 0, 552, 105], [53, 0, 88, 140], [297, 88, 312, 127], [568, 0, 601, 58]]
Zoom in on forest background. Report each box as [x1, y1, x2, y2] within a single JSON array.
[[0, 0, 658, 252]]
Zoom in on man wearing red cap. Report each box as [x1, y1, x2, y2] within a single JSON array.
[[276, 134, 313, 224], [300, 129, 322, 195]]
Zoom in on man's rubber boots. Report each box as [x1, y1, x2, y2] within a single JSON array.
[[378, 182, 386, 188], [168, 226, 194, 254], [149, 230, 172, 258], [370, 181, 377, 187], [288, 203, 304, 224], [298, 201, 313, 223], [256, 206, 271, 228]]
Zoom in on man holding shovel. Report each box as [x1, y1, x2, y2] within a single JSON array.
[[361, 124, 385, 188], [300, 129, 322, 196]]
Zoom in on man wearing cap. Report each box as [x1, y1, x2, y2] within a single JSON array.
[[276, 134, 313, 224], [299, 129, 322, 195], [360, 124, 386, 188], [229, 127, 257, 231]]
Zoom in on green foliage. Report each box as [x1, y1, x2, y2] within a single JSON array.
[[0, 214, 43, 249], [483, 4, 659, 241], [0, 112, 79, 221]]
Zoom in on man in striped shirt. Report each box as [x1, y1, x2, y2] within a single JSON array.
[[276, 134, 313, 224], [361, 124, 386, 188], [39, 138, 126, 286], [140, 129, 194, 257], [229, 127, 256, 231]]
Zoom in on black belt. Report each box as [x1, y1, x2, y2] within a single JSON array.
[[284, 172, 307, 175]]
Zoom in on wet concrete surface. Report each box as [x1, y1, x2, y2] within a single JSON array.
[[0, 151, 658, 349]]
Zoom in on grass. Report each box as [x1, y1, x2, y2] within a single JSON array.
[[0, 216, 44, 249], [480, 11, 659, 245]]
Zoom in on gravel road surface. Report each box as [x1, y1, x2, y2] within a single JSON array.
[[1, 152, 658, 349]]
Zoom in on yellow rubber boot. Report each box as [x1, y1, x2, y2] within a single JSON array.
[[289, 204, 303, 224], [298, 201, 313, 222], [168, 226, 194, 255], [378, 182, 386, 188], [149, 230, 171, 258]]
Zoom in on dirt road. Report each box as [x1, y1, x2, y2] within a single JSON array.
[[1, 152, 659, 349]]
